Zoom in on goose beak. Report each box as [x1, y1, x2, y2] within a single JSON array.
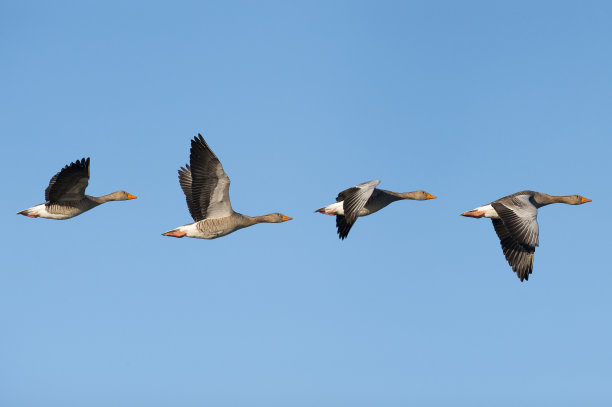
[[426, 193, 436, 199], [162, 230, 187, 238], [581, 197, 592, 203], [127, 193, 137, 200], [461, 210, 485, 218], [281, 215, 293, 222]]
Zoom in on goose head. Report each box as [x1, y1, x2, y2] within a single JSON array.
[[267, 213, 293, 223], [413, 190, 437, 200], [570, 195, 592, 205], [110, 191, 138, 201]]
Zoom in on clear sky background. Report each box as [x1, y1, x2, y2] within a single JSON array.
[[1, 1, 611, 405]]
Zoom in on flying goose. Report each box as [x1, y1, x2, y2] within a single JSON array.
[[162, 134, 292, 239], [461, 190, 592, 281], [17, 157, 136, 220], [315, 180, 436, 239]]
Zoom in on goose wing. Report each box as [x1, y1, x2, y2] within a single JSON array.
[[334, 179, 380, 239], [336, 179, 380, 224], [490, 194, 539, 281], [178, 164, 198, 221], [45, 157, 90, 202], [336, 215, 353, 240], [492, 218, 535, 281], [491, 194, 539, 248], [180, 134, 233, 221]]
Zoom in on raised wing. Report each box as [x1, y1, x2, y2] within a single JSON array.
[[491, 194, 539, 247], [180, 134, 233, 221], [178, 164, 199, 222], [492, 218, 535, 281], [45, 157, 90, 202]]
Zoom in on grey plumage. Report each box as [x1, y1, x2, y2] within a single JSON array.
[[491, 192, 540, 281], [462, 190, 591, 281], [163, 134, 291, 239], [17, 157, 136, 220], [316, 180, 436, 240]]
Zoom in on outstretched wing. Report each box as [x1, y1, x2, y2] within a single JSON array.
[[334, 179, 380, 239], [492, 218, 535, 281], [180, 134, 233, 221], [45, 157, 90, 202]]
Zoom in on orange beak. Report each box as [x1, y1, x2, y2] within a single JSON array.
[[127, 193, 137, 200], [461, 210, 485, 218], [426, 193, 436, 199], [162, 230, 186, 238], [281, 215, 293, 222], [581, 197, 592, 203]]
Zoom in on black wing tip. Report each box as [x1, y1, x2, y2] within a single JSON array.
[[336, 215, 352, 240], [64, 157, 90, 170], [190, 133, 215, 158], [515, 263, 533, 281], [53, 157, 90, 176], [516, 269, 532, 282], [337, 226, 349, 240], [509, 255, 533, 282], [192, 133, 207, 147]]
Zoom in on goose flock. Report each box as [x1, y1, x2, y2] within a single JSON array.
[[17, 134, 591, 282]]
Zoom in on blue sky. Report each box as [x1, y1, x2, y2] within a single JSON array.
[[1, 1, 611, 405]]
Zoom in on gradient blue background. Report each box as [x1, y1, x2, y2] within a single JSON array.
[[1, 1, 610, 405]]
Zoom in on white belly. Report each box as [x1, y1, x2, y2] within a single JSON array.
[[20, 204, 75, 220], [179, 221, 243, 239]]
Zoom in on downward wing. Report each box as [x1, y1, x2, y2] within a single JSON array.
[[333, 179, 380, 240], [45, 157, 90, 202], [336, 215, 353, 240], [492, 218, 535, 281]]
